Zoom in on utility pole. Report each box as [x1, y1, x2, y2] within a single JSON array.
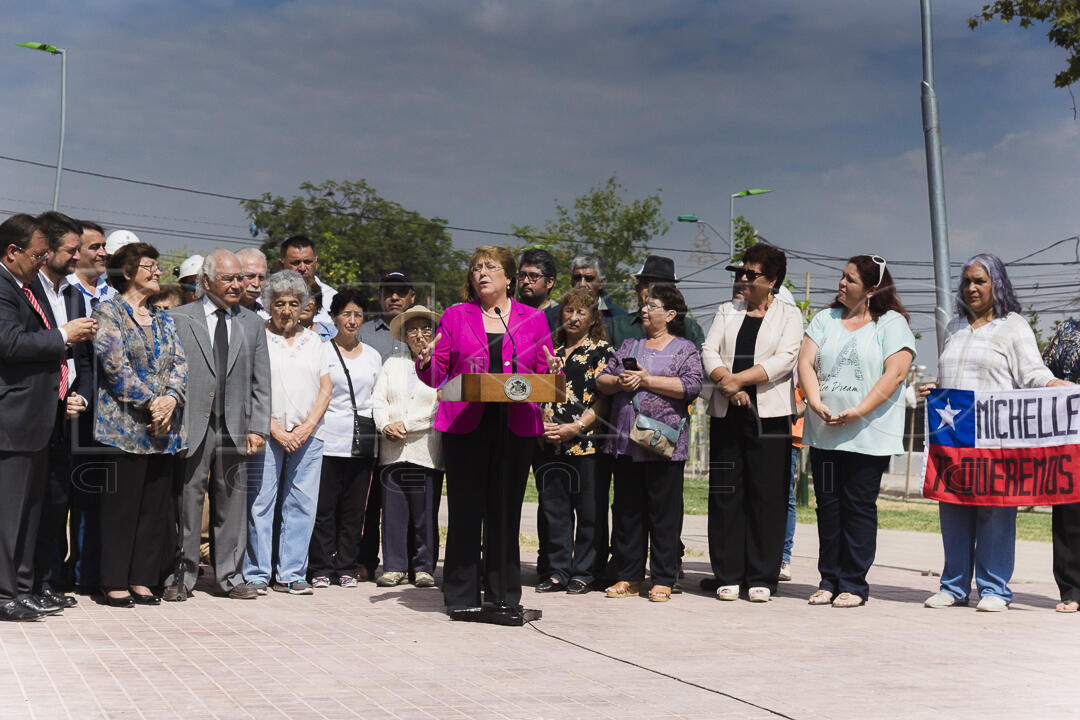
[[920, 0, 952, 354]]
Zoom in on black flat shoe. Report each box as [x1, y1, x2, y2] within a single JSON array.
[[131, 593, 160, 606], [566, 579, 590, 595], [534, 577, 563, 593], [106, 594, 134, 608], [40, 588, 77, 608]]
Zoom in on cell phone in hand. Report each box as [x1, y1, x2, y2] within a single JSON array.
[[622, 358, 639, 371]]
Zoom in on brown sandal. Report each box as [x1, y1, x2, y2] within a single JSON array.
[[604, 581, 641, 599], [648, 585, 671, 603], [808, 589, 834, 605]]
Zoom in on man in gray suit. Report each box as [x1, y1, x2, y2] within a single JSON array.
[[165, 250, 270, 600]]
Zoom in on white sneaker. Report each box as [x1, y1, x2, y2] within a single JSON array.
[[778, 562, 792, 582], [924, 591, 965, 608], [976, 595, 1009, 612], [716, 585, 739, 601]]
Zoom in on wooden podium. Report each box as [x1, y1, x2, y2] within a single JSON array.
[[442, 372, 565, 627], [440, 373, 566, 404]]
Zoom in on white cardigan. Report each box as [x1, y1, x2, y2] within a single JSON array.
[[701, 299, 803, 419], [370, 355, 444, 471]]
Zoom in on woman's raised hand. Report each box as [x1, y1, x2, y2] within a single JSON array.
[[416, 332, 442, 369], [543, 346, 564, 374]]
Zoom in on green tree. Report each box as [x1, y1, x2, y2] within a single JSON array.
[[511, 176, 668, 308], [969, 1, 1080, 88], [242, 180, 467, 309]]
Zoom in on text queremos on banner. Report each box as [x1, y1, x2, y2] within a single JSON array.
[[923, 386, 1080, 506]]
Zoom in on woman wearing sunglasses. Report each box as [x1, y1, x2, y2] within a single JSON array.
[[700, 244, 803, 602], [797, 254, 915, 607]]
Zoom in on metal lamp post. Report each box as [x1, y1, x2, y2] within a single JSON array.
[[730, 189, 772, 254], [16, 41, 67, 211], [677, 215, 730, 256]]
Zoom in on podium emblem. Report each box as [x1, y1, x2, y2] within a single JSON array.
[[503, 375, 532, 402]]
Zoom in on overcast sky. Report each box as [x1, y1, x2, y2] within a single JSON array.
[[4, 1, 1078, 367]]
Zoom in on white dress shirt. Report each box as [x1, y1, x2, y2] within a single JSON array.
[[202, 295, 235, 345], [39, 270, 77, 391]]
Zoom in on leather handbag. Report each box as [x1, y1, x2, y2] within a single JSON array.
[[629, 393, 685, 459]]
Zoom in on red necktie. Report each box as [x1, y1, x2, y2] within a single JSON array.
[[23, 286, 69, 400]]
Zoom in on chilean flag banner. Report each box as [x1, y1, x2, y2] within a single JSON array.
[[923, 387, 1080, 506]]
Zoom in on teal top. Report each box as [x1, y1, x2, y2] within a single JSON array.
[[802, 308, 915, 456]]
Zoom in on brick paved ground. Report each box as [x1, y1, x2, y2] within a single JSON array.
[[1, 503, 1075, 720]]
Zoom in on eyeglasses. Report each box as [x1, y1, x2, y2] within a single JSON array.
[[734, 267, 765, 282], [868, 254, 886, 286], [517, 271, 548, 283], [572, 272, 597, 284], [471, 262, 503, 274], [138, 263, 162, 275], [406, 327, 434, 338], [12, 246, 50, 263], [642, 302, 667, 312]]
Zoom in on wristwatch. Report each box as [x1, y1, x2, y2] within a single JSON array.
[[576, 419, 586, 433]]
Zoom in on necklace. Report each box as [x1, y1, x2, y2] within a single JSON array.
[[480, 298, 511, 319]]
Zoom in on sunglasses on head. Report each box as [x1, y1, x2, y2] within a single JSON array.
[[867, 254, 886, 286]]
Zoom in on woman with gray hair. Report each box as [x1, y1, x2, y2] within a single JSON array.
[[920, 253, 1068, 612], [244, 270, 332, 595]]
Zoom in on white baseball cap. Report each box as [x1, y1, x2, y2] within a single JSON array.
[[104, 229, 140, 255], [177, 254, 204, 280]]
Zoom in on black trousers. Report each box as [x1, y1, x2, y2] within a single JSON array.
[[0, 447, 49, 602], [532, 442, 549, 576], [611, 456, 684, 587], [356, 475, 381, 574], [810, 448, 889, 599], [1053, 502, 1080, 603], [380, 462, 443, 574], [309, 455, 375, 577], [441, 407, 533, 609], [99, 451, 174, 590], [708, 411, 791, 592], [34, 408, 73, 593], [536, 453, 600, 584]]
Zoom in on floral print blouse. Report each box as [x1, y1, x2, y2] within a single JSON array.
[[1043, 318, 1080, 381], [93, 297, 187, 455], [541, 337, 614, 456]]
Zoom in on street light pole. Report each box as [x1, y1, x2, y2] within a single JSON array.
[[919, 1, 952, 354], [730, 189, 773, 256], [17, 42, 67, 211]]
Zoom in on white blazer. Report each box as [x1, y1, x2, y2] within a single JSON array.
[[701, 299, 803, 419], [371, 355, 444, 471]]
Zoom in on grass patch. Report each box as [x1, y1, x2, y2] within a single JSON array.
[[686, 474, 1052, 542]]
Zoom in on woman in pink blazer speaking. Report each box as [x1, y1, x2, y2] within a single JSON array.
[[417, 246, 561, 612]]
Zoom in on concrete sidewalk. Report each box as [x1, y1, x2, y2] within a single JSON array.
[[0, 502, 1074, 720]]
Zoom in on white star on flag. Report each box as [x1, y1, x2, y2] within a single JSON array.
[[936, 400, 960, 430]]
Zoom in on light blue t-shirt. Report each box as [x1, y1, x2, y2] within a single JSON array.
[[803, 308, 916, 456]]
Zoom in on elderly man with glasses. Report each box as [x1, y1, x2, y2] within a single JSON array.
[[165, 249, 271, 601]]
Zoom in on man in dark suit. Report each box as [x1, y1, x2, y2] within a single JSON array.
[[164, 249, 271, 600], [0, 214, 96, 621], [31, 212, 94, 609]]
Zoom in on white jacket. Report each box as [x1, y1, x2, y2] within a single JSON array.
[[701, 299, 803, 419], [370, 356, 443, 470]]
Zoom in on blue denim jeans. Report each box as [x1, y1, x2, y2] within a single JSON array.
[[244, 435, 324, 585], [783, 448, 797, 563], [938, 502, 1016, 602]]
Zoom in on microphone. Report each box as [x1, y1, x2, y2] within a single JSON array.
[[493, 306, 518, 374]]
